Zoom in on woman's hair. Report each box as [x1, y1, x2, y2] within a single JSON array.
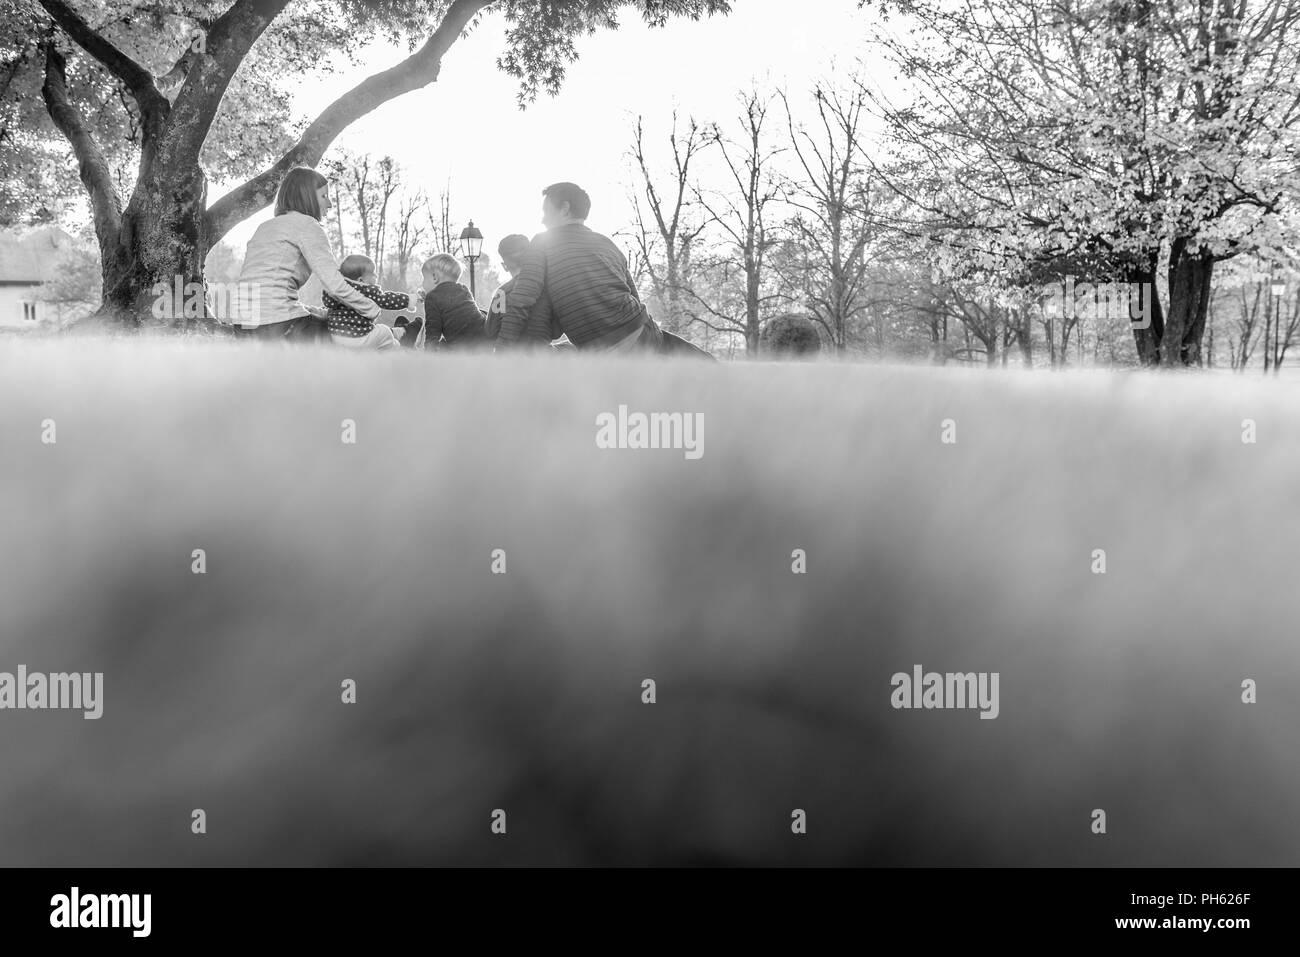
[[274, 166, 329, 219]]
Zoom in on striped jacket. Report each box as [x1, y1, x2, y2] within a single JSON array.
[[487, 277, 558, 345], [496, 224, 648, 349]]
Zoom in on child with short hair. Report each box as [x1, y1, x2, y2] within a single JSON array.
[[325, 254, 417, 350], [417, 253, 488, 351], [488, 234, 559, 350]]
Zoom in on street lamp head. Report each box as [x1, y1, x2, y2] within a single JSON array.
[[459, 220, 484, 260]]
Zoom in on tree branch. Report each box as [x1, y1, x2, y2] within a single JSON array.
[[37, 0, 168, 119], [205, 0, 491, 243], [41, 42, 122, 253], [162, 0, 293, 170]]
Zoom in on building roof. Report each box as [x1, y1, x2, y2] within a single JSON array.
[[0, 226, 75, 284]]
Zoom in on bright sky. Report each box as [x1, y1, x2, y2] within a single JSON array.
[[214, 0, 888, 260]]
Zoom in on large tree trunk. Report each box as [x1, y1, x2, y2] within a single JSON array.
[[1017, 310, 1033, 365], [1125, 259, 1165, 366], [1162, 242, 1214, 366], [99, 162, 209, 327], [39, 0, 295, 328]]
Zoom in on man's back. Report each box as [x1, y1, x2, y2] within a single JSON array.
[[498, 224, 646, 349]]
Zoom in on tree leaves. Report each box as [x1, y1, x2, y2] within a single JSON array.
[[9, 0, 730, 231], [871, 0, 1300, 296]]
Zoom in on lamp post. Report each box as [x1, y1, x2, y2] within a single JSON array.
[[458, 220, 484, 301], [1272, 278, 1286, 374]]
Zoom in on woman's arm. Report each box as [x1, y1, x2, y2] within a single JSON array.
[[357, 284, 411, 311], [296, 219, 381, 319]]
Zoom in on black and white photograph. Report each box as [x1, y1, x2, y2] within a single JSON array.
[[0, 0, 1294, 942]]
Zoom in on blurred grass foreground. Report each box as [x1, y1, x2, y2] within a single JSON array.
[[0, 341, 1297, 865]]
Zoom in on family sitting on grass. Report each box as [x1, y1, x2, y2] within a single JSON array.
[[233, 166, 710, 358]]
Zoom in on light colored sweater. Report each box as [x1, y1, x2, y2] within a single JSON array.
[[234, 211, 380, 327]]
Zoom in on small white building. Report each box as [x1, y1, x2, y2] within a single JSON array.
[[0, 226, 77, 329]]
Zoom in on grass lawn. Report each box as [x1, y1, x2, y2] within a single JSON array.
[[0, 341, 1296, 865]]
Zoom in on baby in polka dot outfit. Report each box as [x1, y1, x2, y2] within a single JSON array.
[[324, 254, 419, 350]]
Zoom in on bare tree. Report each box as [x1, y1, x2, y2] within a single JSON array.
[[677, 253, 751, 353], [316, 156, 350, 255], [1038, 300, 1081, 368], [778, 78, 877, 354], [372, 156, 399, 273], [688, 89, 785, 355], [628, 111, 707, 333], [426, 181, 455, 253], [1224, 282, 1265, 371], [329, 152, 400, 266], [937, 285, 1004, 365], [338, 152, 376, 259], [391, 188, 428, 289]]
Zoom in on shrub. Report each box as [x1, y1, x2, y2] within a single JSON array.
[[761, 314, 821, 357]]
